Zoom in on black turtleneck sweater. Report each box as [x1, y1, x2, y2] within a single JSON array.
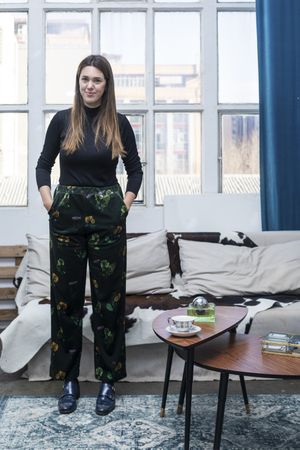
[[36, 107, 143, 196]]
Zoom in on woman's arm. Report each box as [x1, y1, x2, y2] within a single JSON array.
[[36, 111, 65, 210], [39, 185, 53, 212], [119, 114, 143, 206], [36, 111, 65, 193]]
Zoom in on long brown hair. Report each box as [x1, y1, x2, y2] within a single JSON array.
[[62, 54, 125, 158]]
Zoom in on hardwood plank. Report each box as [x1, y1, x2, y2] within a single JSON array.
[[0, 245, 27, 258], [0, 309, 18, 321], [0, 287, 17, 299], [0, 267, 17, 279]]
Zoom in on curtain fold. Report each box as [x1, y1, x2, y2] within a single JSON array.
[[256, 0, 300, 230]]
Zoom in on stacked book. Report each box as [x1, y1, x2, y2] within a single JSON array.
[[262, 332, 300, 358]]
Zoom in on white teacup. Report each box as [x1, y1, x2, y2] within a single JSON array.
[[168, 315, 194, 332]]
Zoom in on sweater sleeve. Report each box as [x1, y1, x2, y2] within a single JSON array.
[[35, 111, 64, 189], [119, 114, 143, 196]]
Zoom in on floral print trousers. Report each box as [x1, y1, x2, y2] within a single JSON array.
[[48, 184, 128, 383]]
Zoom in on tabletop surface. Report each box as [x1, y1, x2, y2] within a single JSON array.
[[181, 333, 300, 378], [152, 306, 247, 349]]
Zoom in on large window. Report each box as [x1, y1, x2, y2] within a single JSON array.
[[218, 9, 259, 193], [0, 0, 258, 209], [0, 12, 27, 206]]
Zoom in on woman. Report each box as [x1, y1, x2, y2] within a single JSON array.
[[36, 55, 143, 416]]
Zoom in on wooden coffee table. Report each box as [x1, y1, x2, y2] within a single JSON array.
[[176, 333, 300, 450], [152, 306, 247, 450]]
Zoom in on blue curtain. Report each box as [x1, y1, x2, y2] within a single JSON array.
[[256, 0, 300, 230]]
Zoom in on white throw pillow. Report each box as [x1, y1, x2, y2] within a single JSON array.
[[178, 239, 300, 296], [126, 230, 172, 294], [25, 235, 50, 305], [24, 234, 91, 306]]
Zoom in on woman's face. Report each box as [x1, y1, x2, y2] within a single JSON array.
[[79, 65, 107, 108]]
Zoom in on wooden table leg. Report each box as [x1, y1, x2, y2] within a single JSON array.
[[239, 375, 250, 414], [213, 371, 229, 450], [184, 348, 194, 450], [177, 362, 187, 414], [160, 345, 174, 417]]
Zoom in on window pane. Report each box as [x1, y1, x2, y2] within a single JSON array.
[[221, 114, 259, 193], [100, 13, 145, 104], [156, 0, 199, 2], [155, 113, 201, 205], [155, 13, 201, 104], [0, 113, 27, 206], [46, 0, 90, 2], [117, 115, 145, 202], [0, 0, 26, 3], [219, 1, 254, 2], [46, 12, 91, 104], [218, 12, 258, 103], [0, 13, 27, 104]]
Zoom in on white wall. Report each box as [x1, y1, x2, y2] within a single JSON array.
[[164, 193, 262, 232], [0, 193, 261, 245]]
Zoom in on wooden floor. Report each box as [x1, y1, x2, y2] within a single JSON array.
[[1, 368, 299, 396]]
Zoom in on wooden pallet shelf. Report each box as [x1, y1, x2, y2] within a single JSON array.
[[0, 245, 27, 329]]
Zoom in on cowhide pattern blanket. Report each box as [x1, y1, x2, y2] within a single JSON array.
[[123, 292, 300, 334]]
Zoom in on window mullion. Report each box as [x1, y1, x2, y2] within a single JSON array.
[[28, 1, 44, 210], [146, 5, 155, 207], [92, 5, 100, 54], [201, 0, 219, 193]]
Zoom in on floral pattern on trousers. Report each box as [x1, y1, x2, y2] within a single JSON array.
[[48, 184, 128, 382]]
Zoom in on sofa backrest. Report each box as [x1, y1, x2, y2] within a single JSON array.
[[247, 230, 300, 246]]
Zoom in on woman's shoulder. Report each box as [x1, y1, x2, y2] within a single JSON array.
[[53, 108, 72, 122], [117, 112, 133, 133], [117, 112, 130, 125], [49, 108, 71, 131]]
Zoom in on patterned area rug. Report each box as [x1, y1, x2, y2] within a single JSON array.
[[0, 394, 299, 449]]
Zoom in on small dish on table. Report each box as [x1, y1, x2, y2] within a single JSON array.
[[166, 324, 201, 337]]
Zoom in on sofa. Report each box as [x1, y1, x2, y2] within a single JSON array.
[[0, 229, 300, 382]]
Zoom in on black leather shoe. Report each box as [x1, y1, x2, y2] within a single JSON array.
[[95, 382, 115, 416], [58, 380, 80, 414]]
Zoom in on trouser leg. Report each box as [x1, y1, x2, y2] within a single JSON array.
[[88, 227, 127, 383], [49, 231, 87, 381]]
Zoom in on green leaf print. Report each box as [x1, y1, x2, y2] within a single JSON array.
[[100, 260, 116, 277], [106, 303, 114, 312], [60, 193, 70, 208], [95, 367, 104, 378], [74, 249, 87, 259], [94, 189, 113, 211], [56, 258, 65, 275], [104, 328, 113, 343]]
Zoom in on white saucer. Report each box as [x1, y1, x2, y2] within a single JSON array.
[[166, 325, 201, 337]]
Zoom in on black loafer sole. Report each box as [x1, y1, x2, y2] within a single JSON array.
[[95, 403, 115, 416], [59, 403, 77, 414]]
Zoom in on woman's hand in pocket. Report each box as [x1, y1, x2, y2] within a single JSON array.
[[39, 185, 53, 212], [123, 191, 136, 212]]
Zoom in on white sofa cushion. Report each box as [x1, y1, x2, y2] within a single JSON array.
[[178, 239, 300, 296], [24, 235, 55, 305], [126, 230, 172, 294]]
